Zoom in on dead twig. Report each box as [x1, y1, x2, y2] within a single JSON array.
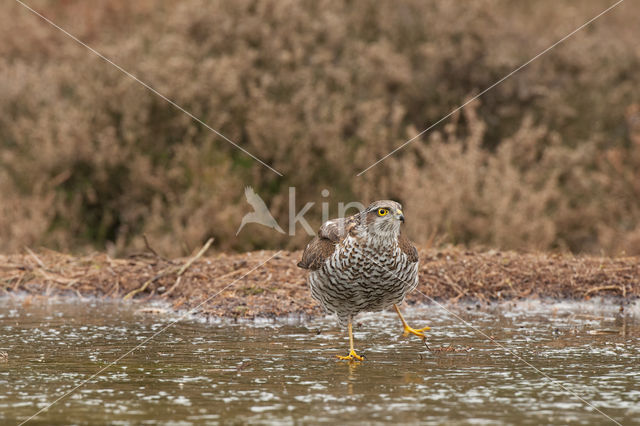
[[123, 269, 172, 301], [178, 238, 214, 276], [25, 247, 47, 270], [584, 285, 623, 296], [213, 268, 245, 283], [124, 238, 214, 300], [427, 344, 472, 353], [143, 234, 166, 261], [162, 276, 182, 298], [443, 273, 466, 301]]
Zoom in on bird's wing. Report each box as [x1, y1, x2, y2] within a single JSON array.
[[318, 215, 358, 242], [398, 233, 419, 263], [297, 236, 336, 270], [297, 214, 359, 270], [245, 186, 269, 211]]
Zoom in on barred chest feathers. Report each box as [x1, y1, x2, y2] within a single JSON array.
[[309, 233, 419, 322]]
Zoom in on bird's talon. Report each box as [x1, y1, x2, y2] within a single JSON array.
[[336, 349, 364, 362], [402, 325, 431, 339]]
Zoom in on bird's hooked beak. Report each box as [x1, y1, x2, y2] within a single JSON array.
[[395, 209, 405, 223]]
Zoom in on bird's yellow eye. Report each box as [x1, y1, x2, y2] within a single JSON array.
[[377, 208, 389, 216]]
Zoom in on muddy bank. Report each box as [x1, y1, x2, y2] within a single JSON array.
[[1, 247, 638, 318]]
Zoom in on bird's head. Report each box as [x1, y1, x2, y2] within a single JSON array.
[[359, 200, 405, 240]]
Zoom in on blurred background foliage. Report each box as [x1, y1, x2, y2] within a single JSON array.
[[1, 0, 640, 256]]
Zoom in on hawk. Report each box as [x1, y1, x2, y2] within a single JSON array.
[[298, 200, 429, 361]]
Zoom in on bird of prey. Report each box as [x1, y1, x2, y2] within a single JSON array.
[[298, 200, 428, 361], [236, 186, 285, 235]]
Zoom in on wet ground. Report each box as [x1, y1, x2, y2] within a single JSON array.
[[1, 297, 639, 425]]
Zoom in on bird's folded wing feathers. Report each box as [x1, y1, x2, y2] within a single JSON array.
[[318, 216, 357, 242], [297, 215, 359, 270], [398, 233, 419, 263], [297, 236, 336, 270]]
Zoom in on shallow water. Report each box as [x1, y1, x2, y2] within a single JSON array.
[[0, 297, 639, 425]]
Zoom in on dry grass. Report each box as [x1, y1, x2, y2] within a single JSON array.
[[1, 0, 640, 256], [1, 247, 637, 318]]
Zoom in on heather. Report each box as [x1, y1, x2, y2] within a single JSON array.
[[1, 0, 639, 256]]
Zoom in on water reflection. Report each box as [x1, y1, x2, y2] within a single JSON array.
[[0, 297, 638, 425]]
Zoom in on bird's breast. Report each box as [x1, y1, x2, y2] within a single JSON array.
[[330, 237, 412, 278]]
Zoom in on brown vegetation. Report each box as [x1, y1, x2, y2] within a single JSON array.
[[1, 0, 640, 256], [1, 247, 637, 318]]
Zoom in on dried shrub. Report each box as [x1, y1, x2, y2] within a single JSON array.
[[1, 0, 639, 255]]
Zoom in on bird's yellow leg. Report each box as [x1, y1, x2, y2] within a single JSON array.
[[336, 320, 364, 361], [393, 304, 430, 339]]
